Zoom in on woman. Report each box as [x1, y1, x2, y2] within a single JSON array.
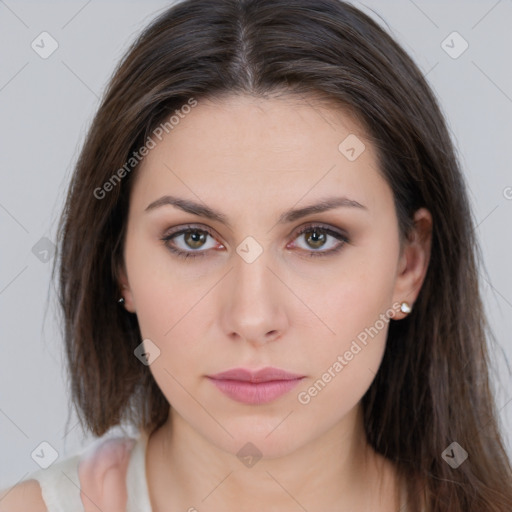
[[2, 0, 511, 510]]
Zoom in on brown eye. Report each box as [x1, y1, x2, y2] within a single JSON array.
[[303, 228, 327, 249], [183, 230, 208, 249], [291, 224, 349, 257], [161, 225, 221, 259]]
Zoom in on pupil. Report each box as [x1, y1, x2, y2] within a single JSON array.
[[186, 230, 205, 248], [308, 229, 325, 248]]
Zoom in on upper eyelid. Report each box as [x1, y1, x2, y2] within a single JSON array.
[[163, 221, 345, 237]]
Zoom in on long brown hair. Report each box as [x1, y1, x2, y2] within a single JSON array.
[[54, 1, 512, 510]]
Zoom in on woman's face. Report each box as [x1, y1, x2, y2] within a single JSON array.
[[120, 94, 427, 457]]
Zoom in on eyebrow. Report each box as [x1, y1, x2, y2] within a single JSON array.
[[145, 194, 367, 229]]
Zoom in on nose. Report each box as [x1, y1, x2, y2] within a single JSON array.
[[220, 249, 289, 347]]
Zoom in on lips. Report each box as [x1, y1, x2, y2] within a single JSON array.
[[206, 367, 305, 405], [208, 367, 304, 383]]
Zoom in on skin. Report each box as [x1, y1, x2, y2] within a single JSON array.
[[0, 93, 432, 511], [112, 93, 433, 512]]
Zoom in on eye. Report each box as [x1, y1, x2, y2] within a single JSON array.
[[161, 225, 222, 259], [160, 222, 349, 260], [288, 223, 349, 257]]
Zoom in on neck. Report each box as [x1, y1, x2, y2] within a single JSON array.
[[146, 403, 400, 511]]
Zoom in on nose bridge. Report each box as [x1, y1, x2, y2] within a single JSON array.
[[232, 240, 276, 307], [221, 238, 287, 343]]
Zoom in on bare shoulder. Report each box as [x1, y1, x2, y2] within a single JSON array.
[[0, 479, 47, 512]]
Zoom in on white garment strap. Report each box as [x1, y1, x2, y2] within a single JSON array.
[[28, 453, 85, 512], [126, 431, 153, 512]]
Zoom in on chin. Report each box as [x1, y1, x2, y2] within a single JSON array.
[[199, 414, 310, 462]]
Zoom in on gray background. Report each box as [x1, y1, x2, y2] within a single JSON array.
[[1, 0, 511, 489]]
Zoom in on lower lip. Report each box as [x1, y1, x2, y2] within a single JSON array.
[[207, 377, 304, 405]]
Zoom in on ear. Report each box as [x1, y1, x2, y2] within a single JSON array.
[[391, 207, 432, 319], [116, 261, 136, 313]]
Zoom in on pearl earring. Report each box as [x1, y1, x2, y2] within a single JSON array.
[[118, 297, 125, 304], [400, 301, 412, 314]]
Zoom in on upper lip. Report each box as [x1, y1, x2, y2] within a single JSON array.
[[207, 367, 304, 383]]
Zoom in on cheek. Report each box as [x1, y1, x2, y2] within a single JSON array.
[[319, 246, 398, 343], [295, 278, 394, 422], [309, 280, 392, 394], [124, 226, 213, 340], [127, 254, 212, 401]]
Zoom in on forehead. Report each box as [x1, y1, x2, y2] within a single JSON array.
[[146, 93, 367, 165], [130, 94, 389, 216]]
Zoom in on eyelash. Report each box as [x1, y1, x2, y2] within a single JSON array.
[[160, 223, 349, 260]]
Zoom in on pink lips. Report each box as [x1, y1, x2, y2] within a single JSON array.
[[206, 367, 305, 405]]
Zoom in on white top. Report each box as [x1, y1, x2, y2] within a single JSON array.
[[27, 432, 152, 512]]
